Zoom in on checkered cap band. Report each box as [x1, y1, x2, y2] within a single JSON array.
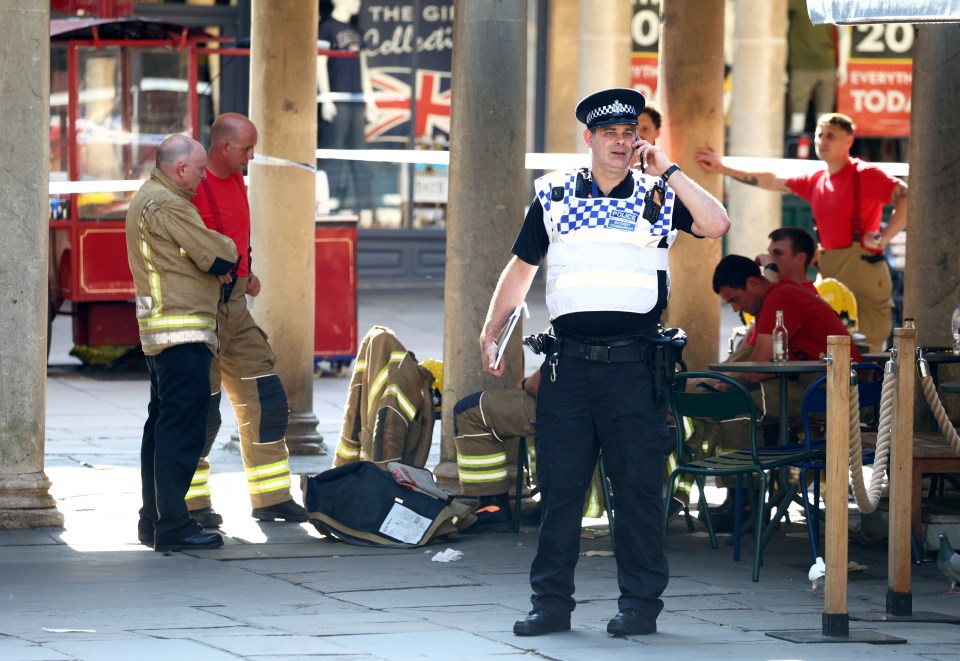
[[585, 100, 637, 125]]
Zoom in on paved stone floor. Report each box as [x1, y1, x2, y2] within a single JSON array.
[[2, 291, 959, 660]]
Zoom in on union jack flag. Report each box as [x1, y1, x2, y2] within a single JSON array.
[[366, 68, 451, 145]]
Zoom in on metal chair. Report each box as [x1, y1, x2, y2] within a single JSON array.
[[666, 371, 824, 582], [795, 363, 884, 563]]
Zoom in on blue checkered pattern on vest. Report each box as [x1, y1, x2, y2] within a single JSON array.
[[537, 172, 674, 237]]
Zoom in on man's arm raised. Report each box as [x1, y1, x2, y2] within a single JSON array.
[[694, 144, 792, 194]]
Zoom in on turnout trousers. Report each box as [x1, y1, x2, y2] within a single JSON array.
[[140, 343, 212, 541], [186, 277, 293, 511], [530, 354, 671, 620]]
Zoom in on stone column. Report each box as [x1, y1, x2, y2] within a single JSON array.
[[545, 0, 579, 153], [726, 0, 786, 258], [0, 0, 62, 528], [574, 0, 632, 149], [903, 24, 960, 416], [658, 0, 726, 371], [435, 0, 527, 492], [248, 0, 322, 454]]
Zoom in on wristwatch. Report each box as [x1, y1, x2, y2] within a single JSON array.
[[763, 263, 779, 273], [661, 164, 681, 183]]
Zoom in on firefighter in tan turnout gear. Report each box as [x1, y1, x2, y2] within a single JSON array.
[[185, 113, 307, 526], [333, 326, 436, 469], [127, 134, 238, 552], [454, 370, 611, 532]]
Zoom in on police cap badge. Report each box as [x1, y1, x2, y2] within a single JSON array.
[[575, 88, 646, 129]]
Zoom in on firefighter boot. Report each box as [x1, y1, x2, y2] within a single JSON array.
[[463, 492, 513, 533], [252, 499, 308, 522]]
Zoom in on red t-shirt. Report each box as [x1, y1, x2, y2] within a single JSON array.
[[192, 170, 251, 276], [786, 158, 901, 252], [744, 280, 818, 347], [755, 280, 862, 362]]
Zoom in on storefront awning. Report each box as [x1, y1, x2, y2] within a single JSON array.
[[807, 0, 960, 24]]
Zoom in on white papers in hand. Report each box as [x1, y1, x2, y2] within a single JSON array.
[[492, 302, 529, 370]]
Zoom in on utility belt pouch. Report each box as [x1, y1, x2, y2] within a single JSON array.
[[645, 327, 688, 404]]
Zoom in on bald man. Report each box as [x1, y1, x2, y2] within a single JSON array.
[[185, 114, 307, 527], [126, 134, 238, 552]]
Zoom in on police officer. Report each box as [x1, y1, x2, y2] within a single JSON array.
[[480, 88, 730, 637]]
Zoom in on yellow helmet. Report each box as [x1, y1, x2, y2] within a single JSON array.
[[419, 358, 443, 390], [419, 358, 443, 413], [815, 277, 859, 331]]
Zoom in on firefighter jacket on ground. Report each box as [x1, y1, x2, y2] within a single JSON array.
[[534, 169, 678, 320], [125, 168, 238, 355], [334, 326, 435, 468]]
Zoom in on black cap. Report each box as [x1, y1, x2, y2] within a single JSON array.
[[575, 88, 646, 129]]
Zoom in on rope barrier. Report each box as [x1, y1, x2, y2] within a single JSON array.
[[844, 349, 959, 515], [848, 362, 896, 513], [917, 356, 960, 452]]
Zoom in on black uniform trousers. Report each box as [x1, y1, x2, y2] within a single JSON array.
[[139, 343, 213, 542], [531, 354, 671, 621]]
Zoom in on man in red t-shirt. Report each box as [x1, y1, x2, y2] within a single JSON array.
[[690, 256, 861, 526], [695, 113, 908, 351], [185, 113, 307, 527]]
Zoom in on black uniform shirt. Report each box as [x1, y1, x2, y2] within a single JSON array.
[[512, 168, 699, 338]]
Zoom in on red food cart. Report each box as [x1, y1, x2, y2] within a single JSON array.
[[48, 16, 357, 368]]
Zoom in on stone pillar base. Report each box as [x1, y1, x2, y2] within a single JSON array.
[[0, 471, 64, 529], [432, 459, 462, 496], [285, 412, 325, 456]]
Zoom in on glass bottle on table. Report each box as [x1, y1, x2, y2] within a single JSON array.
[[772, 309, 789, 363]]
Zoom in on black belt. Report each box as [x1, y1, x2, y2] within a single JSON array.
[[550, 336, 649, 363]]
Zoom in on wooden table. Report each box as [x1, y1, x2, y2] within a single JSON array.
[[941, 380, 960, 394], [909, 431, 960, 542]]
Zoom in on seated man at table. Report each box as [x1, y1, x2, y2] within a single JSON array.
[[687, 255, 861, 529]]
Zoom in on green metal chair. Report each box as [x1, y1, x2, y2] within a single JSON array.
[[665, 371, 824, 582]]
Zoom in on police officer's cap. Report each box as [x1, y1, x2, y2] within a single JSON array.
[[575, 88, 646, 129]]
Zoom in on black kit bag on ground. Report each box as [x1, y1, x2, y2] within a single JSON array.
[[301, 462, 476, 548]]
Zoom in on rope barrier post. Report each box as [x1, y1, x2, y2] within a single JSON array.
[[849, 323, 959, 626], [888, 324, 916, 616], [767, 336, 905, 644], [824, 335, 851, 636]]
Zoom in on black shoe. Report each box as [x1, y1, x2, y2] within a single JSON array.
[[607, 609, 657, 636], [463, 494, 513, 534], [154, 531, 224, 552], [137, 521, 154, 546], [189, 506, 223, 528], [700, 507, 752, 533], [252, 499, 308, 522], [513, 610, 571, 636]]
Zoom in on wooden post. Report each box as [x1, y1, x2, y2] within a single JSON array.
[[888, 324, 916, 616], [248, 0, 322, 453], [823, 334, 850, 636]]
